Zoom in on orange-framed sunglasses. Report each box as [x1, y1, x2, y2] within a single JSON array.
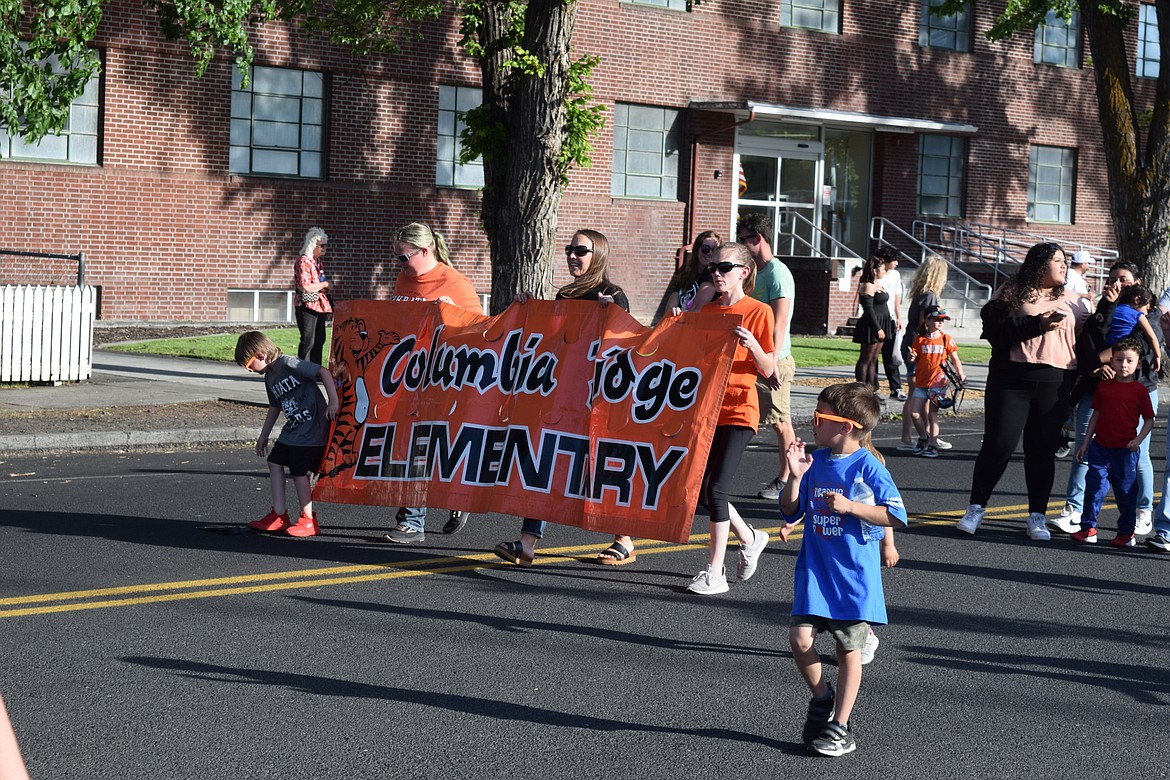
[[245, 353, 264, 371], [813, 410, 864, 429]]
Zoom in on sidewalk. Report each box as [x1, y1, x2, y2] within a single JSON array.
[[0, 349, 987, 453]]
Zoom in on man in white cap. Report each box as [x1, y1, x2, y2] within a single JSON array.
[[1067, 250, 1094, 305]]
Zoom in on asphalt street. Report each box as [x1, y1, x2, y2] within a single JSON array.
[[2, 416, 1168, 780]]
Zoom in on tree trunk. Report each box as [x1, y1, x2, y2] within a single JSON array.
[[479, 0, 576, 313], [1082, 0, 1170, 293]]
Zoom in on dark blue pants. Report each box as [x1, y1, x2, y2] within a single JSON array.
[[1081, 440, 1139, 535]]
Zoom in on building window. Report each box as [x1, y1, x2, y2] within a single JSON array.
[[918, 135, 966, 217], [1138, 3, 1160, 79], [611, 103, 681, 200], [622, 0, 686, 9], [0, 57, 100, 165], [919, 0, 971, 52], [780, 0, 840, 34], [1028, 145, 1075, 223], [230, 65, 325, 178], [1034, 10, 1080, 68], [227, 290, 294, 322], [436, 85, 484, 188]]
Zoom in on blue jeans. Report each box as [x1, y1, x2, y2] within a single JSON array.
[[1067, 388, 1156, 513], [1081, 441, 1139, 535], [520, 518, 546, 539], [396, 506, 427, 532]]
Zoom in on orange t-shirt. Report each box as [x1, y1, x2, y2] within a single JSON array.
[[702, 295, 775, 429], [390, 262, 483, 313]]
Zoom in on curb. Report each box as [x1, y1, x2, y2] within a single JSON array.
[[0, 427, 256, 453]]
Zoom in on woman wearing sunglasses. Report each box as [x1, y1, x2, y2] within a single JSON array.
[[494, 228, 635, 566], [294, 226, 333, 366], [665, 230, 720, 315], [852, 253, 892, 394], [687, 241, 776, 595], [379, 222, 484, 544]]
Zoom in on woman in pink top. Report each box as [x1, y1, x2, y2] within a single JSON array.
[[294, 226, 333, 365], [957, 242, 1091, 541]]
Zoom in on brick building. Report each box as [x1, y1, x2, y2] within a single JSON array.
[[1, 0, 1148, 331]]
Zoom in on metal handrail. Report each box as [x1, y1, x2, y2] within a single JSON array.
[[1, 248, 86, 286], [777, 211, 865, 262], [870, 217, 992, 328]]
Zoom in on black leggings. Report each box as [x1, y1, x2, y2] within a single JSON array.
[[296, 307, 328, 365], [700, 425, 755, 523], [969, 362, 1074, 514], [881, 334, 903, 393]]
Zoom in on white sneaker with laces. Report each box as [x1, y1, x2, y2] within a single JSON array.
[[934, 438, 952, 450], [860, 629, 879, 665], [687, 566, 729, 595], [737, 527, 769, 581], [1048, 504, 1081, 534], [758, 476, 785, 501], [1135, 509, 1153, 536], [1026, 513, 1052, 541], [957, 504, 984, 534]]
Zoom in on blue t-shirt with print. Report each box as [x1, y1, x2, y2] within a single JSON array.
[[780, 448, 908, 625]]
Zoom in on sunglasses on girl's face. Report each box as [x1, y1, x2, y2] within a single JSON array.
[[699, 244, 717, 254], [565, 245, 593, 257], [397, 248, 422, 263], [707, 261, 747, 275]]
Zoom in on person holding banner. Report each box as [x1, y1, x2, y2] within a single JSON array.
[[665, 230, 720, 314], [494, 229, 636, 566], [380, 222, 484, 544], [687, 241, 776, 595]]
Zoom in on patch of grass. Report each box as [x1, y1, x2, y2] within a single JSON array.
[[107, 328, 329, 364], [791, 336, 990, 367]]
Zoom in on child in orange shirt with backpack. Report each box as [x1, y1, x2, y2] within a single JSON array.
[[908, 306, 965, 458]]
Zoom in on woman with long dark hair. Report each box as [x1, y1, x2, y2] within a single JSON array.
[[957, 242, 1090, 540], [852, 254, 891, 392]]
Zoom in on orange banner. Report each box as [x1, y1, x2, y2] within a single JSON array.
[[314, 299, 740, 543]]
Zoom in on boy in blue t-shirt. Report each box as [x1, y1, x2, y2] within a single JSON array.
[[779, 382, 908, 757]]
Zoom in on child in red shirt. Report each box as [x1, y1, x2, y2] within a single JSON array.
[[1072, 337, 1156, 547], [907, 306, 965, 458]]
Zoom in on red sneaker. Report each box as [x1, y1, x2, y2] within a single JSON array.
[[286, 513, 319, 538], [1111, 533, 1136, 548], [1070, 528, 1097, 544], [249, 509, 291, 532]]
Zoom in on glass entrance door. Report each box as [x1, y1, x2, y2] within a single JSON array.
[[736, 151, 821, 254]]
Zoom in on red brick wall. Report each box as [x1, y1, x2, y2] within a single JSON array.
[[0, 0, 1128, 327]]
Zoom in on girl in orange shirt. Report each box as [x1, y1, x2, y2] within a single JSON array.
[[688, 242, 776, 595]]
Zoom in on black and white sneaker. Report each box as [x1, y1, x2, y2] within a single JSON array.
[[1145, 534, 1170, 553], [809, 720, 856, 757], [442, 510, 470, 535], [801, 682, 835, 744], [380, 523, 425, 544]]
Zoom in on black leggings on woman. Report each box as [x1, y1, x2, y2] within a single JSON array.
[[700, 425, 755, 523], [969, 362, 1075, 514], [296, 306, 328, 365]]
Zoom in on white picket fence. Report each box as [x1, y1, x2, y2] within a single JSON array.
[[0, 285, 96, 383]]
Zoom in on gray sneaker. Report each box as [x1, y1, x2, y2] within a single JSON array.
[[1026, 513, 1052, 541], [687, 566, 729, 595], [736, 527, 769, 581], [957, 504, 984, 535], [380, 523, 425, 544], [809, 721, 857, 757], [758, 476, 785, 501]]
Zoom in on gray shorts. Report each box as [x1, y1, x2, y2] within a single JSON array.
[[790, 614, 871, 652]]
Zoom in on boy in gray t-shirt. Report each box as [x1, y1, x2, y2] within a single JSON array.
[[235, 331, 339, 538]]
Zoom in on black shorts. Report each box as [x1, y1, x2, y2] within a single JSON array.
[[267, 441, 325, 477]]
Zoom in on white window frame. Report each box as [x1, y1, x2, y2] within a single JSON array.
[[918, 135, 966, 217], [230, 65, 325, 179], [611, 103, 682, 200], [780, 0, 841, 34], [1138, 3, 1160, 79], [1034, 10, 1080, 68], [1028, 145, 1075, 224], [436, 85, 484, 189], [227, 289, 295, 323], [919, 0, 971, 52], [621, 0, 687, 9], [0, 50, 100, 165]]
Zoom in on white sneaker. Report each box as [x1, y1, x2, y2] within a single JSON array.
[[1026, 513, 1052, 541], [934, 438, 952, 450], [1135, 509, 1153, 536], [687, 566, 729, 595], [737, 527, 769, 581], [957, 504, 984, 534], [1048, 505, 1082, 535], [860, 629, 880, 665], [758, 477, 785, 501]]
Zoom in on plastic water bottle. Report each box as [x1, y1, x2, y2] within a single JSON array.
[[850, 475, 885, 542]]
